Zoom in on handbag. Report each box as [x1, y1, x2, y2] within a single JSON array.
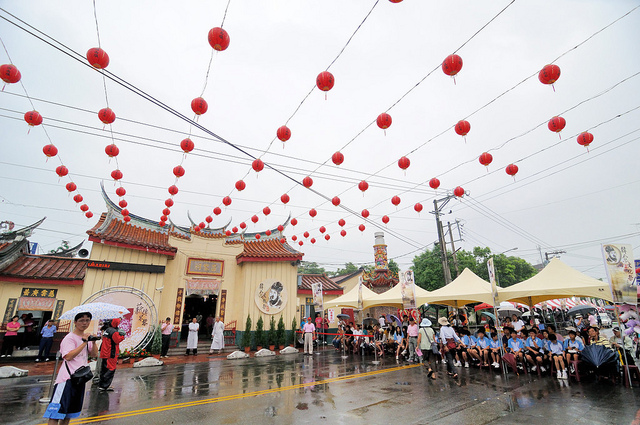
[[446, 339, 457, 351], [66, 362, 93, 386]]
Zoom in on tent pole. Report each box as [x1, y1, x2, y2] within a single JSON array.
[[613, 305, 632, 387]]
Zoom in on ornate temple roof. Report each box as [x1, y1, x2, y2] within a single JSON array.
[[298, 274, 343, 293], [0, 218, 45, 272], [234, 238, 303, 264], [362, 269, 399, 290], [0, 254, 87, 285]]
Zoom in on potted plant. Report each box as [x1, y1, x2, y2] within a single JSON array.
[[290, 318, 297, 347], [255, 316, 265, 350], [268, 316, 276, 351], [241, 315, 252, 353], [276, 316, 286, 349]]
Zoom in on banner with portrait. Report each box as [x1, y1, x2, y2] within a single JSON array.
[[487, 257, 498, 305], [357, 276, 363, 311], [311, 282, 323, 311], [400, 270, 416, 309], [602, 243, 637, 304], [255, 279, 287, 315]]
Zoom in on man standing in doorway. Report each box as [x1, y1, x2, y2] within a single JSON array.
[[303, 317, 316, 355]]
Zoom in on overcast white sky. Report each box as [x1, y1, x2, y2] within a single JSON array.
[[1, 0, 639, 279]]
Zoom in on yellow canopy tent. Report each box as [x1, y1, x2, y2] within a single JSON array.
[[498, 257, 613, 306], [323, 283, 378, 309], [423, 268, 495, 308], [364, 282, 432, 308]]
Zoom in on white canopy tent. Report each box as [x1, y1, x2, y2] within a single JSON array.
[[423, 268, 495, 308], [364, 281, 432, 309], [323, 283, 378, 309]]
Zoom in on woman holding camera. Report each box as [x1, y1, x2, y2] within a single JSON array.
[[44, 312, 98, 425]]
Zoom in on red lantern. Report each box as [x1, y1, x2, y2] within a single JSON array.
[[382, 215, 390, 224], [338, 218, 346, 227], [208, 27, 230, 51], [325, 234, 330, 241], [310, 238, 316, 244], [309, 209, 317, 218], [362, 209, 370, 218], [98, 108, 116, 125], [55, 165, 68, 178], [232, 226, 238, 233], [398, 156, 410, 171], [105, 144, 119, 157], [235, 180, 246, 191], [173, 165, 185, 178], [266, 230, 272, 236], [277, 224, 284, 232], [455, 120, 470, 137], [255, 234, 261, 240], [111, 169, 123, 181], [319, 226, 326, 233], [162, 208, 171, 216], [302, 176, 313, 188], [0, 64, 21, 84], [281, 193, 290, 205], [165, 199, 174, 208], [453, 186, 465, 197], [391, 195, 401, 207], [263, 206, 271, 216], [122, 209, 130, 217], [298, 241, 304, 246], [277, 125, 291, 142], [280, 238, 286, 244], [85, 211, 93, 219], [73, 194, 83, 203], [159, 221, 166, 227], [506, 164, 519, 177], [479, 152, 493, 167], [180, 138, 195, 153], [376, 113, 392, 130], [252, 159, 264, 173], [24, 111, 43, 127], [332, 196, 341, 206], [191, 97, 208, 115], [119, 199, 128, 208], [303, 231, 310, 239], [577, 132, 594, 149], [414, 203, 423, 213], [168, 185, 179, 195], [389, 0, 403, 3], [291, 218, 298, 226], [161, 215, 168, 222], [251, 215, 259, 224], [222, 196, 232, 206], [538, 64, 561, 85], [331, 151, 344, 166], [239, 222, 247, 229], [316, 71, 335, 94], [442, 54, 463, 78], [358, 224, 365, 232], [205, 216, 213, 224], [65, 182, 77, 192], [429, 177, 440, 190], [213, 206, 222, 215], [548, 116, 566, 137], [116, 187, 126, 197], [291, 235, 297, 241], [86, 48, 109, 69], [123, 216, 131, 223], [43, 144, 58, 158], [358, 180, 369, 193], [340, 229, 347, 237]]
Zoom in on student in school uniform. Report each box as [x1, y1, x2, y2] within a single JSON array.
[[524, 328, 546, 372], [473, 329, 491, 367], [548, 333, 568, 379], [564, 329, 585, 364], [489, 332, 502, 368], [507, 332, 525, 369]]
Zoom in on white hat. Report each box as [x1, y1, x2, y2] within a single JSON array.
[[420, 318, 432, 327], [438, 317, 450, 326]]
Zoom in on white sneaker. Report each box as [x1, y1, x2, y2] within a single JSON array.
[[531, 365, 537, 372], [402, 350, 407, 356], [442, 359, 447, 364], [540, 366, 546, 373], [0, 355, 5, 358], [562, 370, 568, 379], [493, 362, 500, 368], [557, 370, 562, 379], [464, 363, 470, 368], [396, 356, 399, 360]]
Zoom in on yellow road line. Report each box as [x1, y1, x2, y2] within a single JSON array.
[[40, 363, 420, 424]]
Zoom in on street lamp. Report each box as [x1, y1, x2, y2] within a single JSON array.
[[497, 247, 518, 256]]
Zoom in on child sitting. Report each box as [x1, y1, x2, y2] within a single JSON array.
[[548, 333, 568, 379], [524, 328, 546, 372], [489, 332, 502, 368], [564, 329, 584, 369], [474, 329, 491, 367], [507, 332, 525, 369]]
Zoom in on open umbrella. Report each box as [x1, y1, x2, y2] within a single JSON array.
[[474, 303, 493, 312], [567, 305, 596, 316], [497, 306, 521, 317], [58, 302, 128, 321], [521, 311, 540, 318], [387, 314, 402, 327], [581, 344, 618, 369], [336, 314, 350, 319]]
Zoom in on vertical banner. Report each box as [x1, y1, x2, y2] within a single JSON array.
[[219, 289, 227, 322], [53, 300, 65, 320], [400, 270, 417, 309], [357, 276, 363, 311], [487, 257, 498, 303], [311, 282, 323, 312], [3, 298, 17, 324], [327, 309, 335, 324], [602, 243, 637, 304], [173, 288, 184, 326]]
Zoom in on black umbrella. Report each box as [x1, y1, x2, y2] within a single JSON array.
[[567, 305, 596, 316], [581, 345, 617, 369]]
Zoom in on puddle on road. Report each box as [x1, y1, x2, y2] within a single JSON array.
[[296, 402, 309, 410]]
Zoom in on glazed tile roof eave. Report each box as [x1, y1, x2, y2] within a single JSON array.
[[298, 274, 343, 291], [0, 254, 88, 280]]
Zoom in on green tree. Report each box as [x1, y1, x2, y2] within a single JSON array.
[[255, 316, 265, 348], [332, 262, 359, 276], [241, 315, 252, 349], [276, 316, 286, 347], [268, 316, 276, 347], [298, 262, 326, 274], [388, 259, 400, 274]]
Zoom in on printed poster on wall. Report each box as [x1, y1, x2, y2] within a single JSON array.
[[255, 279, 287, 315], [400, 270, 416, 309], [602, 243, 637, 304], [311, 282, 323, 311]]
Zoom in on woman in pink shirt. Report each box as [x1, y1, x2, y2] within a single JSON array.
[[44, 311, 99, 424], [1, 315, 21, 357]]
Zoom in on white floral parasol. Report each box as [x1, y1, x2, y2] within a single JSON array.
[[58, 302, 128, 321]]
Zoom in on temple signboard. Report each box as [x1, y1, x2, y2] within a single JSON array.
[[186, 258, 224, 277]]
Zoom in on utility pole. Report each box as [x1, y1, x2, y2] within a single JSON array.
[[545, 250, 566, 262], [433, 197, 454, 285], [448, 221, 460, 278]]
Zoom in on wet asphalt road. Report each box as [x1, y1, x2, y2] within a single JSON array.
[[1, 347, 639, 425]]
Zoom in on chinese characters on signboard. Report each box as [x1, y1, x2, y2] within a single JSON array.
[[3, 298, 16, 324], [21, 288, 57, 298], [53, 300, 65, 320], [400, 270, 416, 309], [185, 279, 221, 296], [219, 290, 227, 322], [186, 258, 224, 276], [602, 243, 637, 304], [174, 288, 184, 326]]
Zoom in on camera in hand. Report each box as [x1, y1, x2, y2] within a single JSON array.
[[87, 335, 100, 342]]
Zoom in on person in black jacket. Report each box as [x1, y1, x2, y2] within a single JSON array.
[[98, 319, 125, 392]]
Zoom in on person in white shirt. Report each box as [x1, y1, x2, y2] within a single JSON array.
[[302, 317, 316, 355], [512, 314, 525, 334], [438, 317, 461, 378]]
